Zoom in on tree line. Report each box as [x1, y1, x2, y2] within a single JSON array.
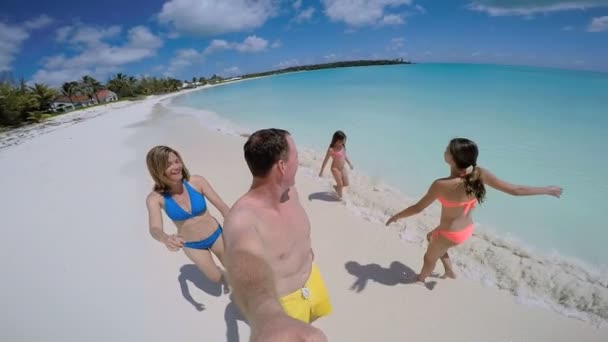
[[240, 59, 411, 79], [0, 72, 215, 127]]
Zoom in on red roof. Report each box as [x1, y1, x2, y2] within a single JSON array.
[[55, 89, 115, 103]]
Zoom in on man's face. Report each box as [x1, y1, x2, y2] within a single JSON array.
[[281, 134, 298, 188]]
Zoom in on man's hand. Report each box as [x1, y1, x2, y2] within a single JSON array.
[[251, 312, 327, 342]]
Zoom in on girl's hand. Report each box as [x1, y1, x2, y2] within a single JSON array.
[[385, 216, 398, 226], [546, 186, 563, 198]]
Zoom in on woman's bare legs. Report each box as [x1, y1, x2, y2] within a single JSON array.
[[182, 234, 230, 293], [426, 230, 457, 279], [418, 234, 456, 283], [209, 234, 230, 293], [331, 167, 344, 200], [183, 247, 223, 283]]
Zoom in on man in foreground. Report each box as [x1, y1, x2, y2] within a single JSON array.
[[223, 128, 332, 341]]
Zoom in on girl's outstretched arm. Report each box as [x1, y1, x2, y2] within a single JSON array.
[[481, 168, 562, 197], [386, 181, 441, 226], [319, 148, 331, 177]]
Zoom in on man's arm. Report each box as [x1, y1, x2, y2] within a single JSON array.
[[222, 209, 284, 327]]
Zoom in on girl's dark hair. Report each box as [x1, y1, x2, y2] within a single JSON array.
[[448, 138, 486, 203], [329, 130, 347, 148]]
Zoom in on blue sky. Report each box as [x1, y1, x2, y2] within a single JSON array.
[[1, 0, 607, 86]]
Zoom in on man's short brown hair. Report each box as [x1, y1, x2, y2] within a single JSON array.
[[244, 128, 291, 177]]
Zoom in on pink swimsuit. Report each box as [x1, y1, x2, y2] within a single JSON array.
[[431, 197, 477, 244], [330, 148, 345, 160]]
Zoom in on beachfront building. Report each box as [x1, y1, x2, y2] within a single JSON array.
[[52, 89, 118, 111]]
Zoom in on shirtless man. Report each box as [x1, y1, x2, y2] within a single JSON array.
[[223, 128, 332, 342]]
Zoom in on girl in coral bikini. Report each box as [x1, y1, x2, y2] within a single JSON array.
[[386, 138, 562, 285], [319, 130, 354, 200]]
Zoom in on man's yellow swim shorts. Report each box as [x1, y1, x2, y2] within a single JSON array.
[[279, 263, 332, 323]]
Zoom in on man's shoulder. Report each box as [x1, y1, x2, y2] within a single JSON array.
[[225, 195, 261, 227]]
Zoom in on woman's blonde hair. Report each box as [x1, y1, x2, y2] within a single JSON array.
[[146, 145, 191, 192]]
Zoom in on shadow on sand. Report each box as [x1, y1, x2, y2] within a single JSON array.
[[178, 264, 250, 341], [308, 191, 340, 202], [345, 260, 436, 291]]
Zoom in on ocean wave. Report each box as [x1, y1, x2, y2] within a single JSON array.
[[165, 101, 608, 327]]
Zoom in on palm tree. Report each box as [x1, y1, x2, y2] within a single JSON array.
[[29, 83, 57, 112], [107, 73, 136, 98], [81, 75, 103, 104], [61, 81, 78, 105], [127, 76, 137, 96], [0, 82, 37, 125]]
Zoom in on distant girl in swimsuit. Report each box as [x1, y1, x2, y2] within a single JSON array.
[[319, 130, 354, 200], [145, 146, 230, 292], [385, 138, 562, 284]]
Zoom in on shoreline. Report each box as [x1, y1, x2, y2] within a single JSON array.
[[164, 92, 608, 326]]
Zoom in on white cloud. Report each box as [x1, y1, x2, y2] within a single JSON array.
[[415, 4, 426, 13], [380, 14, 405, 25], [467, 0, 608, 16], [167, 31, 181, 39], [222, 66, 241, 77], [77, 26, 120, 45], [31, 25, 163, 86], [31, 66, 120, 87], [587, 16, 608, 32], [324, 53, 339, 61], [204, 35, 270, 55], [271, 39, 282, 48], [128, 26, 163, 49], [294, 7, 316, 23], [0, 15, 55, 71], [24, 15, 54, 30], [158, 0, 277, 36], [562, 25, 575, 31], [275, 59, 300, 68], [165, 48, 203, 75], [204, 40, 232, 55], [55, 26, 74, 42], [293, 0, 303, 10], [236, 36, 269, 52], [321, 0, 412, 26], [0, 22, 29, 71]]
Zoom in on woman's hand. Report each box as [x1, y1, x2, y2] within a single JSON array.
[[163, 234, 185, 251]]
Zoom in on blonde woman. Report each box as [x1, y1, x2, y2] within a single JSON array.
[[145, 145, 230, 292]]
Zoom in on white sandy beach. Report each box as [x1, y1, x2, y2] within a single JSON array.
[[1, 86, 607, 342]]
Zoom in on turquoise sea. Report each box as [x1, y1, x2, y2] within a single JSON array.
[[170, 63, 608, 323]]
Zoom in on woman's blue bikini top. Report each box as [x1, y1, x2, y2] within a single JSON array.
[[163, 179, 207, 221]]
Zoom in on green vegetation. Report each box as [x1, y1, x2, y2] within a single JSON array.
[[0, 71, 185, 127], [240, 58, 411, 79]]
